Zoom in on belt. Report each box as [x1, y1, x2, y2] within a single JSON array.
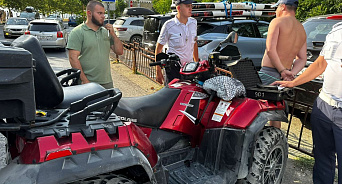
[[319, 91, 342, 108]]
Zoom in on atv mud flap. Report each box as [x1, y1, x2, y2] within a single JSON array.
[[0, 146, 157, 184]]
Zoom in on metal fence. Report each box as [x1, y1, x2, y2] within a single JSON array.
[[112, 42, 159, 83], [112, 43, 315, 157]]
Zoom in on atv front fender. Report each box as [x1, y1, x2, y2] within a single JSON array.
[[0, 146, 157, 184], [237, 110, 288, 179]]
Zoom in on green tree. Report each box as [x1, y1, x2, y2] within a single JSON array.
[[297, 0, 342, 21], [153, 0, 172, 14], [114, 0, 127, 17]]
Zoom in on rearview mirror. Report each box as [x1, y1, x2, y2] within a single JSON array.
[[222, 31, 238, 44], [213, 31, 239, 52]]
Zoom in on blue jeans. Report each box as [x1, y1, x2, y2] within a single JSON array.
[[311, 97, 342, 184]]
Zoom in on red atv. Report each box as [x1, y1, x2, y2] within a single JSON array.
[[0, 34, 290, 184]]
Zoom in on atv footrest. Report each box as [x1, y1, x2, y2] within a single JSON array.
[[168, 162, 223, 184]]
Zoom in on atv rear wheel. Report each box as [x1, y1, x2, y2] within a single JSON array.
[[71, 174, 136, 184], [244, 126, 288, 184]]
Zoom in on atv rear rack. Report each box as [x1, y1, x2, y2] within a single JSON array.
[[1, 88, 123, 140]]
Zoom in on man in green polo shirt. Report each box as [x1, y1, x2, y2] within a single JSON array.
[[67, 0, 123, 89]]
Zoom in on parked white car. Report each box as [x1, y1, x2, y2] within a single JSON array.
[[25, 19, 68, 51], [113, 16, 144, 43]]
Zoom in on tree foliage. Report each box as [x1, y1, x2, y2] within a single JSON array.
[[296, 0, 342, 21], [152, 0, 172, 14], [0, 0, 112, 17], [114, 0, 127, 17]]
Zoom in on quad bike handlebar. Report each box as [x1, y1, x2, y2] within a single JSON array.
[[149, 61, 162, 66]]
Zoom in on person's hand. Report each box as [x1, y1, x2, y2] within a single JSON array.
[[81, 79, 90, 84], [105, 23, 115, 36], [281, 69, 295, 81], [156, 67, 164, 84], [271, 80, 295, 88]]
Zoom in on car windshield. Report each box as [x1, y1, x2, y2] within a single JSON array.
[[114, 19, 125, 25], [29, 23, 59, 32], [6, 19, 28, 25], [303, 19, 341, 45], [20, 12, 35, 19], [199, 23, 229, 35]]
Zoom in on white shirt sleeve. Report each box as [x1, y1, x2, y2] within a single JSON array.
[[157, 22, 169, 46]]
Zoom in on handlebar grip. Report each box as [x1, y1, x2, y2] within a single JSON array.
[[218, 56, 232, 60], [149, 61, 162, 66]]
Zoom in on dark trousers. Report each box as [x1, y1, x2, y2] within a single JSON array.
[[311, 97, 342, 184]]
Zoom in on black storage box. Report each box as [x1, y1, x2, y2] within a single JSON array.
[[246, 85, 291, 101], [0, 46, 35, 122], [226, 58, 289, 101]]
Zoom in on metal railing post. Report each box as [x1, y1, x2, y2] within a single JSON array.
[[132, 43, 137, 74]]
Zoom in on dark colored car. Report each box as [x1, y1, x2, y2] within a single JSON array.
[[304, 14, 342, 63], [197, 19, 269, 69], [122, 7, 154, 16], [20, 11, 39, 21], [68, 16, 77, 27], [142, 14, 172, 51], [293, 14, 342, 109]]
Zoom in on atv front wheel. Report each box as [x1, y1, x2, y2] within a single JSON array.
[[71, 174, 137, 184], [244, 126, 288, 184]]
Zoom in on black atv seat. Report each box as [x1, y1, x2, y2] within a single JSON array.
[[57, 83, 106, 109], [11, 35, 106, 109], [114, 87, 180, 128]]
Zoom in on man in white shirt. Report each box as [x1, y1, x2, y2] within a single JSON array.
[[155, 0, 199, 85], [273, 22, 342, 184]]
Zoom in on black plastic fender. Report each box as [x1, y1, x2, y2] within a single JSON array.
[[0, 147, 158, 184], [237, 110, 288, 179]]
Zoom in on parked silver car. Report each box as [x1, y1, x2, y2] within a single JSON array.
[[25, 19, 68, 51], [197, 19, 269, 69], [3, 18, 29, 38], [113, 16, 144, 43]]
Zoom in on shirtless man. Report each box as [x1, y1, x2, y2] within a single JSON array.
[[259, 0, 307, 128]]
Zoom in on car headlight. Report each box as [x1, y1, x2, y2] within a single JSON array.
[[197, 40, 212, 47]]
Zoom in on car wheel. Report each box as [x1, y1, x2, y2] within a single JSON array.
[[130, 35, 142, 44]]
